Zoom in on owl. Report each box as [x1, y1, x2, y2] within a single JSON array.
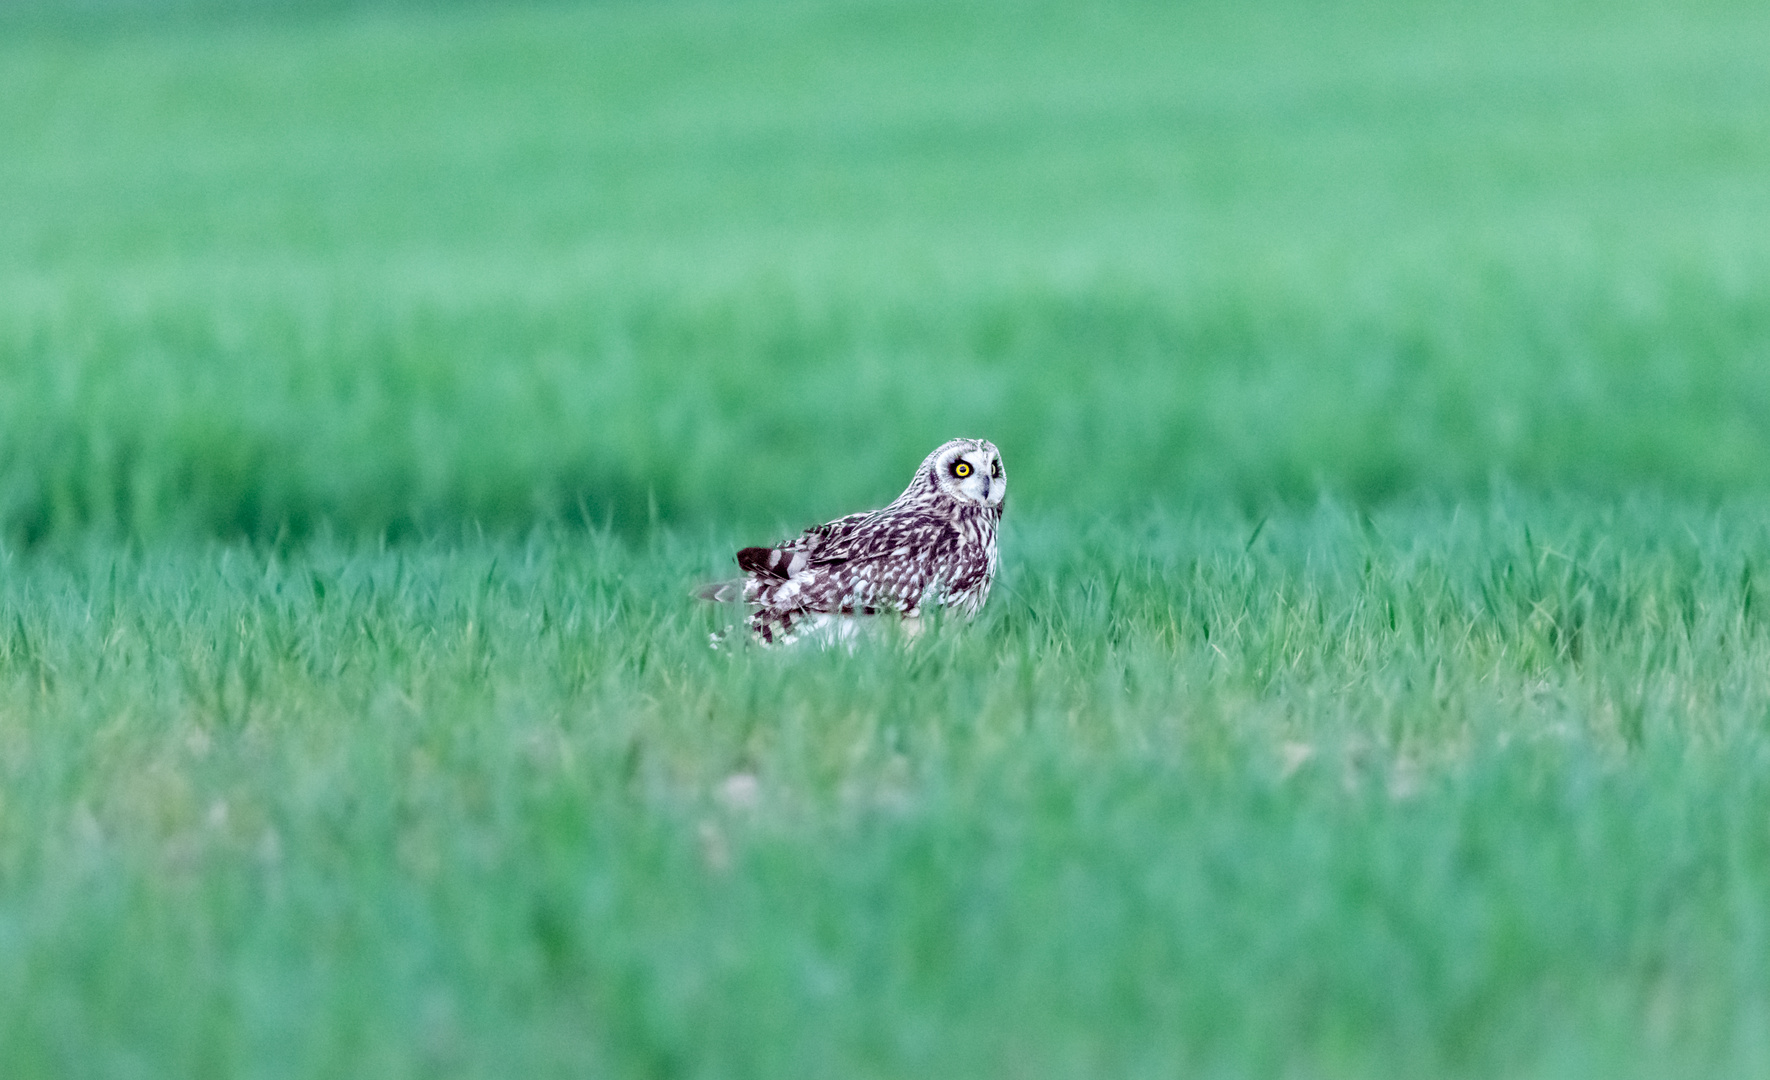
[[701, 437, 1006, 645]]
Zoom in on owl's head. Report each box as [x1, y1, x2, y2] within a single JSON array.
[[921, 437, 1005, 510]]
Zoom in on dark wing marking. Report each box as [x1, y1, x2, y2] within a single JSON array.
[[736, 547, 791, 577]]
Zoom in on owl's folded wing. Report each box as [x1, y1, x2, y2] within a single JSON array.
[[736, 511, 874, 579], [792, 524, 967, 614]]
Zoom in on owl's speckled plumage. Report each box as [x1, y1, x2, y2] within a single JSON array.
[[705, 438, 1005, 645]]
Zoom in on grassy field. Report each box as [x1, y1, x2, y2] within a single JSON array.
[[6, 0, 1770, 1076], [10, 501, 1770, 1077]]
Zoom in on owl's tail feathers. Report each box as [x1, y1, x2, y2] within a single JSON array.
[[695, 579, 747, 604]]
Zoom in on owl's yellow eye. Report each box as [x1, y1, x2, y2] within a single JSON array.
[[953, 462, 973, 478]]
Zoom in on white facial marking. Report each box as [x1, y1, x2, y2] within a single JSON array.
[[938, 441, 1005, 507]]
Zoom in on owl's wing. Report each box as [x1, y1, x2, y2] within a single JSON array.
[[797, 512, 875, 560], [796, 518, 968, 615], [734, 511, 873, 580], [739, 511, 977, 616]]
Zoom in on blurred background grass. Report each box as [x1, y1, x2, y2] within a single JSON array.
[[4, 0, 1769, 541]]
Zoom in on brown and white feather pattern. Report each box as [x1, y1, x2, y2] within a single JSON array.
[[716, 438, 1006, 645]]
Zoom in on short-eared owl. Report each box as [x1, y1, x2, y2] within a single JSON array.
[[701, 437, 1005, 645]]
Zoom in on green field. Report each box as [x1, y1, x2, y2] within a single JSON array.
[[6, 0, 1770, 1075]]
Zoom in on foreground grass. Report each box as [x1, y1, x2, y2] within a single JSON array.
[[4, 497, 1770, 1077]]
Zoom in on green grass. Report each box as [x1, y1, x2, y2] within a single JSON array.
[[8, 499, 1770, 1077], [7, 0, 1770, 1075]]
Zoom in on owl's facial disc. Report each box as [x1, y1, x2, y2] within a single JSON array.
[[941, 443, 1005, 508]]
